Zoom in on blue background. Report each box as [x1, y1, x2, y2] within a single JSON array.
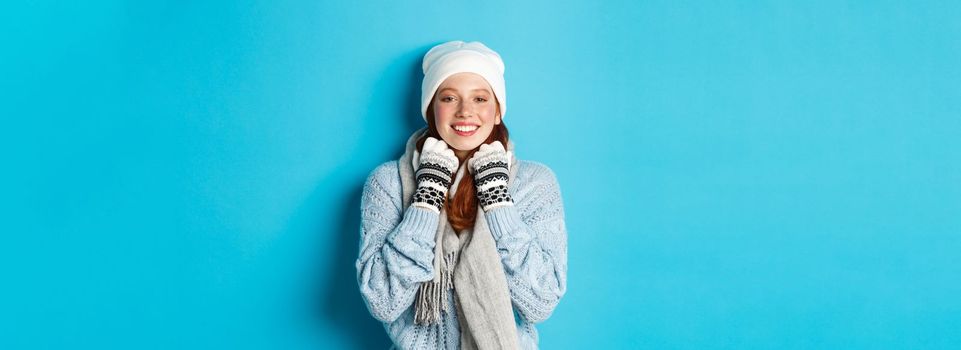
[[2, 1, 959, 349]]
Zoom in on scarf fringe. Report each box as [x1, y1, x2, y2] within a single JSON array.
[[414, 250, 458, 325]]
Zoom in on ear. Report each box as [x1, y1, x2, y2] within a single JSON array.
[[495, 113, 502, 125]]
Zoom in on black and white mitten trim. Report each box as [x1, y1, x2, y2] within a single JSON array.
[[412, 161, 455, 213], [474, 160, 513, 211]]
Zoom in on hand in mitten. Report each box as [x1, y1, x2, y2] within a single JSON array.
[[468, 141, 514, 211], [412, 137, 460, 213]]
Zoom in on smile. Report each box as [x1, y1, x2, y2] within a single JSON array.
[[452, 125, 479, 136]]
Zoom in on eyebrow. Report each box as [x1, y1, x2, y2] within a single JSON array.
[[438, 87, 491, 94]]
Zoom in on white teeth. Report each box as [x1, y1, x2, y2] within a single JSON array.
[[453, 125, 479, 132]]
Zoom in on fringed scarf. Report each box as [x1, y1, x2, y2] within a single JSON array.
[[398, 127, 520, 349]]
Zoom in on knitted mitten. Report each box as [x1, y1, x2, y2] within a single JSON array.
[[468, 141, 514, 211], [412, 137, 459, 213]]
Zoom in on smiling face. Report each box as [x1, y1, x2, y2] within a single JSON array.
[[432, 72, 501, 159]]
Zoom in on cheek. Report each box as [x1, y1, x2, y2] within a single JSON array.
[[481, 106, 499, 121], [435, 106, 455, 122]]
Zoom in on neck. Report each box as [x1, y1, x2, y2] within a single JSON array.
[[455, 150, 470, 163]]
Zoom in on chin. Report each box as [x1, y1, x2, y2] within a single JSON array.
[[441, 131, 489, 151], [451, 142, 477, 152]]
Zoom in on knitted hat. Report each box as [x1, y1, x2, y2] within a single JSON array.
[[421, 40, 507, 123]]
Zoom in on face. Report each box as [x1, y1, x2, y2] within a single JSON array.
[[432, 72, 501, 158]]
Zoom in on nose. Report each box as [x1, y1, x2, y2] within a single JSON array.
[[456, 102, 473, 117]]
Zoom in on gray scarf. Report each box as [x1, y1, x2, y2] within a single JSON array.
[[398, 127, 520, 350]]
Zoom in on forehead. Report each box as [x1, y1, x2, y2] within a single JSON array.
[[438, 72, 492, 93]]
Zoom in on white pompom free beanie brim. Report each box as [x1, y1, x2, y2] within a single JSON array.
[[421, 40, 506, 123]]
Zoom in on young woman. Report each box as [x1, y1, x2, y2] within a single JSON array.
[[356, 40, 568, 349]]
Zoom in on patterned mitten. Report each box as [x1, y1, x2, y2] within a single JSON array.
[[412, 137, 460, 213], [468, 141, 514, 211]]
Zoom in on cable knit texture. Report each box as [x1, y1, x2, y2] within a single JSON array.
[[357, 158, 568, 349]]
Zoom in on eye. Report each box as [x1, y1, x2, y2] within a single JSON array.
[[441, 96, 455, 102], [475, 97, 488, 102]]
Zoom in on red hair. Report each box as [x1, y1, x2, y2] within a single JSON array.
[[416, 98, 509, 232]]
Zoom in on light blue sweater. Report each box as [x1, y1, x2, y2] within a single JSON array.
[[357, 158, 568, 349]]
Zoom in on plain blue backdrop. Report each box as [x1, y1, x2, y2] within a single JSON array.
[[2, 1, 959, 349]]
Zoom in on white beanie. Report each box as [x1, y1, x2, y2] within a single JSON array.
[[421, 40, 506, 123]]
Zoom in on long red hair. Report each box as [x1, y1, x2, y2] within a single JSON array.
[[416, 98, 509, 232]]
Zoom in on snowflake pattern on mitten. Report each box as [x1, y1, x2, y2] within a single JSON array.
[[412, 153, 457, 213], [470, 145, 514, 211]]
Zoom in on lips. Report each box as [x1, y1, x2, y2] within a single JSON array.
[[451, 123, 480, 136], [451, 125, 478, 137]]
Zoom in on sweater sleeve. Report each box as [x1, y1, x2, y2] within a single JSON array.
[[356, 162, 440, 323], [483, 164, 568, 324]]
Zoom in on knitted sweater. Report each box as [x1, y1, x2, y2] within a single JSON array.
[[357, 158, 568, 349]]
